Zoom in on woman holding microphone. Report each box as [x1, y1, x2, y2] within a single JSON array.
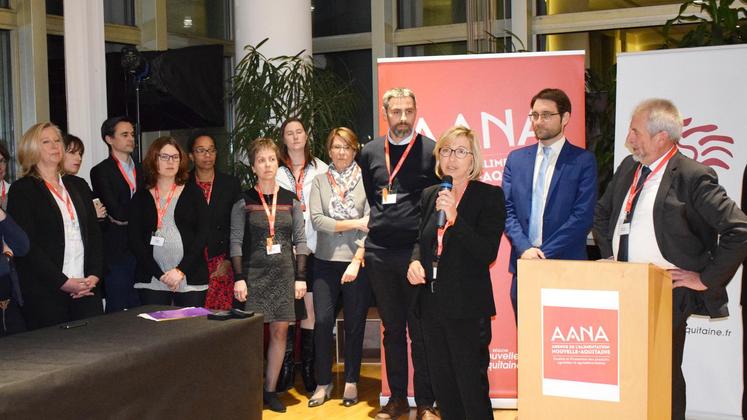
[[407, 126, 505, 420]]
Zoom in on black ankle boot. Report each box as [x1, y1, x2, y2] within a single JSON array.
[[275, 324, 296, 392], [300, 328, 316, 393], [263, 389, 286, 413]]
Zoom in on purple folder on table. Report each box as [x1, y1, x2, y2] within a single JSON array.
[[138, 307, 212, 322]]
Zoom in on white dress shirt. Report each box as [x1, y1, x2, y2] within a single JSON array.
[[612, 148, 677, 269], [50, 178, 85, 279], [531, 138, 566, 245]]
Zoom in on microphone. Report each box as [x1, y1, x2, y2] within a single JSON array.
[[436, 176, 453, 228]]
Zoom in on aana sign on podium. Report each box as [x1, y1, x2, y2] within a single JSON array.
[[518, 260, 672, 419]]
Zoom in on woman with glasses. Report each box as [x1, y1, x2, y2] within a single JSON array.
[[407, 126, 506, 420], [128, 136, 209, 306], [7, 122, 104, 330], [187, 133, 242, 310], [62, 134, 107, 219], [275, 117, 328, 393], [307, 127, 370, 407], [230, 137, 309, 413]]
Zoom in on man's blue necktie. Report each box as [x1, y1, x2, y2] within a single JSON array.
[[528, 146, 551, 247]]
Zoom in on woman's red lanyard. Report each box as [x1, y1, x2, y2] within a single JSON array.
[[1, 181, 5, 203], [435, 188, 465, 259], [624, 147, 677, 215], [256, 184, 278, 247], [288, 159, 306, 211], [196, 176, 214, 204], [327, 166, 359, 200], [113, 155, 137, 194], [45, 179, 75, 222], [383, 136, 417, 197], [153, 183, 177, 231]]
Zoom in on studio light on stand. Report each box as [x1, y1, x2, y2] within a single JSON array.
[[121, 46, 150, 163]]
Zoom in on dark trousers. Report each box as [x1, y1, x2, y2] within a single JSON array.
[[312, 258, 372, 385], [137, 288, 207, 307], [366, 248, 434, 406], [672, 288, 696, 420], [421, 290, 493, 420], [103, 255, 140, 312], [21, 289, 104, 330]]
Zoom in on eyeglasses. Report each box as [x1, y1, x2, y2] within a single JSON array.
[[439, 147, 472, 159], [529, 112, 561, 121], [158, 153, 181, 162], [193, 147, 217, 155], [331, 145, 353, 152]]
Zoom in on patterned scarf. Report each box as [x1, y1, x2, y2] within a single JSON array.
[[327, 162, 361, 220]]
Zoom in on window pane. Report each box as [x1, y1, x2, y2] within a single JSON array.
[[104, 0, 135, 26], [47, 35, 67, 133], [313, 49, 374, 143], [537, 0, 683, 16], [398, 41, 468, 57], [0, 30, 14, 180], [46, 0, 63, 15], [0, 1, 8, 9], [312, 0, 371, 37], [398, 0, 466, 29], [167, 0, 232, 40]]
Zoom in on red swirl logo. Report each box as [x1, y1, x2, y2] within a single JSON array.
[[678, 117, 734, 170]]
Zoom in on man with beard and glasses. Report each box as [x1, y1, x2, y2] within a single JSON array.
[[503, 88, 597, 323], [358, 88, 440, 420]]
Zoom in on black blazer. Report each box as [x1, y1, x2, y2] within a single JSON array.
[[594, 152, 747, 318], [7, 175, 104, 294], [128, 182, 209, 286], [189, 170, 242, 258], [90, 156, 144, 263], [411, 180, 506, 319]]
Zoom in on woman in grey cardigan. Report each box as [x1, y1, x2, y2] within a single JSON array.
[[307, 127, 371, 408]]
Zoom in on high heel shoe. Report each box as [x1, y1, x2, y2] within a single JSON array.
[[342, 382, 358, 407], [308, 383, 333, 408]]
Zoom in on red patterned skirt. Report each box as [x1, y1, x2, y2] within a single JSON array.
[[204, 251, 234, 310]]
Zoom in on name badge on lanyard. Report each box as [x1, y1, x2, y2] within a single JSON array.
[[150, 235, 165, 247], [619, 223, 631, 236], [382, 187, 398, 205]]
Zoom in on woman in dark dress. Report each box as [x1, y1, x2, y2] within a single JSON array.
[[231, 137, 309, 413], [407, 126, 506, 420]]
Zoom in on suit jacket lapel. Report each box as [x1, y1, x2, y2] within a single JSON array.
[[521, 146, 537, 196], [36, 177, 65, 235], [609, 158, 638, 233]]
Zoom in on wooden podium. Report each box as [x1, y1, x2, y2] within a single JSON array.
[[517, 260, 672, 420]]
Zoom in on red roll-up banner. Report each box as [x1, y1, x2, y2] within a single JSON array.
[[376, 51, 586, 407]]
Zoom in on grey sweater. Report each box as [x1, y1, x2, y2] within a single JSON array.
[[308, 171, 369, 262]]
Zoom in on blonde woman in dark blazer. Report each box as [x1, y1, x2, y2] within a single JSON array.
[[408, 126, 505, 420], [8, 122, 104, 330]]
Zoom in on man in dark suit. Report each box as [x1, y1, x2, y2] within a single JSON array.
[[593, 98, 747, 420], [503, 88, 597, 322], [90, 116, 143, 312]]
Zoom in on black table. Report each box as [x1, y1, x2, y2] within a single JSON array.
[[0, 306, 263, 420]]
